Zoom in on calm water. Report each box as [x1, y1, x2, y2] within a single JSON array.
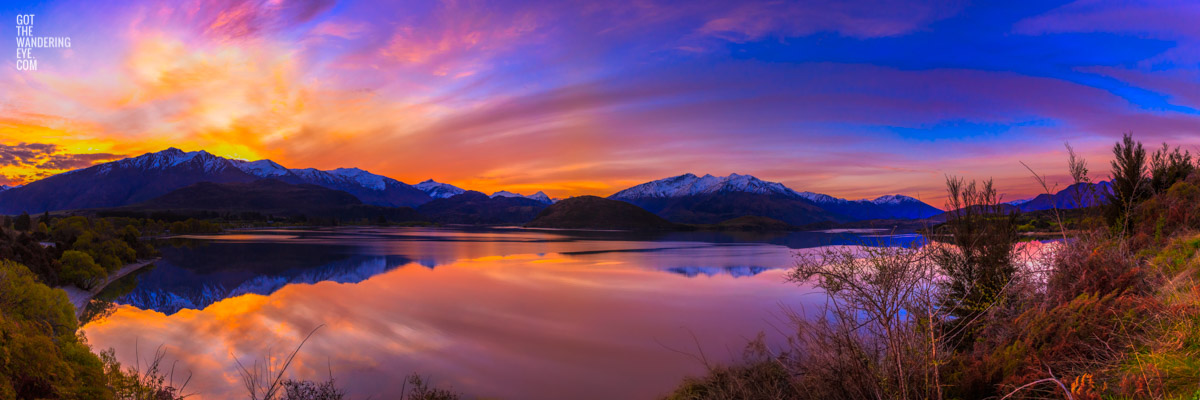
[[82, 227, 921, 399]]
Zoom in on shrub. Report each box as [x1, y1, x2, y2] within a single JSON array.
[[934, 177, 1020, 345], [0, 260, 110, 399], [60, 250, 106, 290]]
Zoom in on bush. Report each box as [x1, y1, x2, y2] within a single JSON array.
[[0, 260, 110, 399], [60, 250, 106, 290], [168, 218, 221, 234]]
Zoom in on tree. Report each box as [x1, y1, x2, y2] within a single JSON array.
[[1106, 134, 1149, 231], [0, 260, 109, 398], [934, 176, 1019, 346], [14, 212, 31, 231], [37, 211, 51, 226], [1149, 142, 1194, 194], [60, 250, 106, 289]]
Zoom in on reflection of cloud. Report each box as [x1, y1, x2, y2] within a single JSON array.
[[83, 251, 810, 399]]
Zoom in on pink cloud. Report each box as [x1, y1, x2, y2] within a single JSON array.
[[696, 0, 963, 42]]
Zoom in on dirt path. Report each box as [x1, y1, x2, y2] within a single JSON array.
[[59, 257, 160, 318]]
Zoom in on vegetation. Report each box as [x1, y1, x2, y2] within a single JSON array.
[[667, 134, 1200, 400]]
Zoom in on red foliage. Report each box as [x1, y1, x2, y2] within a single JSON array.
[[1047, 238, 1149, 306]]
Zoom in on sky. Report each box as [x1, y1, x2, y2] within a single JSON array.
[[0, 0, 1198, 204]]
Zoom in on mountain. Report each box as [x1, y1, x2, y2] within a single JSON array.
[[263, 166, 429, 207], [610, 173, 940, 224], [1018, 181, 1112, 212], [611, 173, 801, 199], [609, 173, 841, 225], [414, 179, 466, 199], [491, 190, 555, 204], [797, 192, 943, 220], [1005, 198, 1032, 206], [133, 179, 362, 211], [526, 195, 680, 231], [114, 179, 424, 222], [416, 191, 548, 225], [0, 148, 431, 213]]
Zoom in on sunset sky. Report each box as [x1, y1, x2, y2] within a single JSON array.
[[1, 0, 1198, 203]]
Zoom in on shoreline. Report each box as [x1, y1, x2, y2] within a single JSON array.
[[58, 257, 160, 319]]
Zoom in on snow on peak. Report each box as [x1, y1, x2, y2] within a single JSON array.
[[415, 179, 466, 199], [610, 173, 799, 199], [490, 190, 555, 204], [329, 168, 386, 190], [797, 191, 845, 204], [871, 194, 914, 205], [527, 191, 554, 203], [110, 148, 228, 173], [1004, 198, 1032, 206], [232, 159, 290, 177], [490, 190, 523, 198]]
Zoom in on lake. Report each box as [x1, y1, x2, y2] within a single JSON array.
[[81, 227, 922, 399]]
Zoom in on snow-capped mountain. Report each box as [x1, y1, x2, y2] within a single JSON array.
[[414, 179, 466, 199], [1004, 198, 1032, 206], [610, 173, 799, 200], [610, 173, 941, 222], [608, 173, 838, 225], [491, 190, 555, 204], [0, 148, 431, 213], [799, 192, 943, 220]]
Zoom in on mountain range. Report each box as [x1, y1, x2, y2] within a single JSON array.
[[0, 147, 1027, 228], [0, 148, 430, 213], [609, 173, 940, 224], [1008, 181, 1113, 212]]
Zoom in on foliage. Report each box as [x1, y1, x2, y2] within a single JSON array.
[[0, 260, 110, 399], [400, 374, 461, 400], [934, 177, 1020, 345], [279, 379, 346, 400], [14, 212, 31, 231], [1106, 133, 1151, 232], [663, 338, 798, 400], [60, 249, 106, 289], [168, 218, 222, 234], [1149, 143, 1194, 195], [100, 347, 190, 400], [667, 135, 1200, 400]]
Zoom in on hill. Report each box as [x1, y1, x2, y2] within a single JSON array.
[[526, 196, 681, 231], [1017, 181, 1112, 212], [416, 191, 548, 225]]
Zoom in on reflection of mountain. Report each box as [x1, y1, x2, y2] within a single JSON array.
[[118, 252, 412, 314], [665, 266, 770, 278]]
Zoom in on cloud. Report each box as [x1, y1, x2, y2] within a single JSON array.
[[36, 152, 124, 170], [0, 143, 58, 167], [0, 142, 122, 170], [695, 0, 963, 42]]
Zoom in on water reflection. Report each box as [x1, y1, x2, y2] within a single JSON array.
[[84, 227, 919, 399]]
